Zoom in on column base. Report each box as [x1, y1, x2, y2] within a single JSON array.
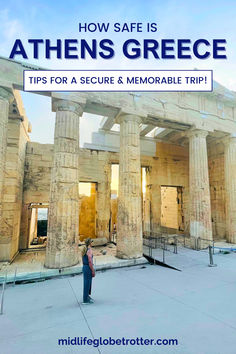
[[0, 242, 11, 262], [44, 248, 80, 269], [189, 236, 212, 250], [190, 220, 213, 241], [226, 234, 236, 244]]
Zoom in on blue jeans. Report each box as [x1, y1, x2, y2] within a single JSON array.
[[83, 265, 92, 302]]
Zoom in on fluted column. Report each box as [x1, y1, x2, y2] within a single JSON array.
[[188, 130, 212, 240], [45, 99, 84, 268], [0, 88, 12, 220], [117, 114, 143, 258], [224, 136, 236, 243], [143, 167, 151, 233], [97, 163, 111, 239]]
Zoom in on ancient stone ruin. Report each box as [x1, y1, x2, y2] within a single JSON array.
[[0, 57, 236, 268]]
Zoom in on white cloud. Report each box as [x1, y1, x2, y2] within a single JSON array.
[[0, 9, 28, 56]]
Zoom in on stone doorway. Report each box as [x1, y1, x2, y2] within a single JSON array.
[[28, 204, 48, 248], [161, 186, 184, 232], [79, 182, 96, 241], [110, 164, 119, 242], [142, 167, 151, 233]]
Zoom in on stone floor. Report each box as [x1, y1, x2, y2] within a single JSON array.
[[0, 248, 236, 353], [143, 241, 236, 270], [1, 240, 236, 283], [0, 243, 147, 283]]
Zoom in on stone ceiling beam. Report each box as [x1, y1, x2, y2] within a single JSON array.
[[140, 124, 156, 136], [154, 128, 173, 138], [100, 116, 116, 131]]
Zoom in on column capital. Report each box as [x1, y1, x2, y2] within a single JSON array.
[[222, 134, 236, 146], [0, 87, 14, 103], [117, 113, 142, 125], [52, 98, 85, 116], [186, 129, 209, 139]]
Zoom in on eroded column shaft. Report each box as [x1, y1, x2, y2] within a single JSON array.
[[45, 101, 82, 268], [0, 96, 10, 219], [117, 114, 143, 258], [143, 168, 151, 233], [189, 130, 212, 240], [97, 163, 111, 239], [224, 137, 236, 243]]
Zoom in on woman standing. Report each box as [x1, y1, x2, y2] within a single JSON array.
[[82, 238, 95, 304]]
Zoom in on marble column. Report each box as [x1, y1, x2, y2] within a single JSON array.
[[143, 167, 151, 234], [0, 88, 12, 220], [45, 100, 83, 268], [188, 130, 212, 240], [117, 114, 143, 259], [0, 88, 14, 261], [97, 163, 111, 239], [224, 136, 236, 243]]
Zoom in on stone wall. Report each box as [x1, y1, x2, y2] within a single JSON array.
[[150, 142, 189, 234], [161, 186, 179, 229], [23, 143, 53, 204], [18, 138, 227, 254], [23, 143, 113, 203], [79, 184, 96, 241], [21, 143, 113, 248], [0, 117, 29, 260]]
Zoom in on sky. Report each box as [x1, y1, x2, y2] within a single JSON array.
[[0, 0, 236, 144]]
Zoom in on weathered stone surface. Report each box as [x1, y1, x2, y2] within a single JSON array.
[[91, 237, 108, 247], [224, 136, 236, 243], [150, 142, 189, 234], [143, 167, 151, 233], [0, 89, 29, 261], [1, 60, 236, 263], [79, 183, 96, 240], [117, 114, 143, 259], [0, 91, 10, 220], [45, 100, 84, 268], [208, 142, 225, 239], [2, 57, 236, 134], [97, 163, 111, 239], [188, 130, 212, 240], [161, 186, 179, 229]]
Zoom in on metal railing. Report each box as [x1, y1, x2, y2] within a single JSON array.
[[143, 231, 216, 265], [0, 270, 7, 315], [143, 232, 178, 263]]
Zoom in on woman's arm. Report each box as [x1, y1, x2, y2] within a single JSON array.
[[87, 249, 95, 277]]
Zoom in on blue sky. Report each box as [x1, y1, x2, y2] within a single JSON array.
[[0, 0, 236, 144]]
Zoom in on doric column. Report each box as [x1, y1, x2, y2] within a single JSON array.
[[117, 114, 143, 258], [188, 129, 212, 240], [97, 163, 111, 239], [45, 99, 84, 268], [143, 167, 151, 234], [223, 136, 236, 243], [0, 88, 13, 219]]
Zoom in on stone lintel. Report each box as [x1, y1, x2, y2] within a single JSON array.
[[0, 86, 14, 103]]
